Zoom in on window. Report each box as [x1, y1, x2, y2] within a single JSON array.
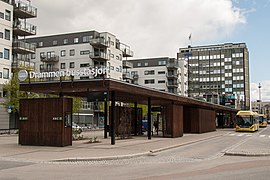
[[61, 50, 66, 57], [158, 80, 165, 83], [5, 10, 11, 21], [0, 72, 2, 78], [53, 40, 57, 45], [0, 52, 2, 58], [70, 49, 75, 56], [4, 49, 9, 59], [38, 42, 43, 47], [0, 12, 4, 19], [40, 52, 45, 58], [137, 62, 141, 67], [70, 62, 75, 68], [0, 32, 3, 38], [74, 37, 79, 43], [4, 29, 10, 40], [158, 71, 165, 74], [31, 53, 36, 59], [82, 36, 90, 42], [3, 68, 9, 79], [144, 70, 155, 75], [158, 60, 166, 65], [80, 63, 89, 68], [63, 39, 68, 44], [144, 79, 155, 84], [144, 62, 148, 66], [111, 54, 114, 58], [80, 50, 90, 55], [61, 63, 65, 69]]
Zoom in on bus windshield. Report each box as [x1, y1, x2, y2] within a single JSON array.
[[236, 115, 252, 127]]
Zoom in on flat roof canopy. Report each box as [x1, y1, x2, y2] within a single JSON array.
[[20, 78, 237, 113]]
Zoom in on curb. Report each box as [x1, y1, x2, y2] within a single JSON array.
[[225, 151, 270, 157], [52, 134, 224, 162]]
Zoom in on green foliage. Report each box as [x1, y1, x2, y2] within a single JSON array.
[[72, 97, 82, 113], [2, 68, 44, 113]]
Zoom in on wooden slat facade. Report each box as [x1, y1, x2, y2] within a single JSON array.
[[19, 98, 72, 147]]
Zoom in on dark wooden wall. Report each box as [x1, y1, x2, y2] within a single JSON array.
[[19, 98, 72, 147], [166, 104, 183, 137], [183, 107, 216, 133]]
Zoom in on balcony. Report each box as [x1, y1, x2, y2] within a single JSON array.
[[40, 55, 59, 63], [166, 59, 179, 69], [167, 82, 179, 88], [40, 67, 59, 73], [89, 52, 109, 61], [90, 37, 108, 48], [166, 72, 179, 79], [12, 41, 36, 54], [122, 72, 133, 80], [13, 20, 36, 36], [122, 48, 134, 57], [13, 1, 37, 19], [133, 74, 139, 79], [11, 58, 35, 70], [122, 60, 133, 68]]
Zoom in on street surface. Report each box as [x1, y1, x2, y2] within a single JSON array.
[[1, 127, 270, 179]]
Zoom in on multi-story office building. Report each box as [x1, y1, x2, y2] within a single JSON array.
[[178, 43, 250, 109], [127, 57, 188, 96], [0, 0, 37, 130]]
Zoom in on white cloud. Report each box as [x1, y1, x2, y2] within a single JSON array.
[[31, 0, 246, 58], [250, 80, 270, 102]]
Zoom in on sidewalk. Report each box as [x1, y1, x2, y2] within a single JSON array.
[[0, 129, 269, 163]]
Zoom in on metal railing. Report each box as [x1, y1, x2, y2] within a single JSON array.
[[14, 0, 37, 18], [13, 20, 36, 35]]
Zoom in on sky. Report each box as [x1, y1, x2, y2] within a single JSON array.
[[29, 0, 270, 102]]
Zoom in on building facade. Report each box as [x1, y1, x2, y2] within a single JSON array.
[[127, 57, 188, 96], [26, 31, 132, 81], [178, 43, 250, 110], [251, 101, 270, 117], [0, 0, 37, 130]]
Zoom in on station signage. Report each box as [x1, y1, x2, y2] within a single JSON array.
[[18, 67, 108, 82]]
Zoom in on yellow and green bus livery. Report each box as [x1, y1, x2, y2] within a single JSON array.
[[235, 111, 259, 132], [258, 114, 267, 128]]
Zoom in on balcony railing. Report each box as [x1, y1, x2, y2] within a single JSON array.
[[167, 82, 179, 88], [40, 55, 59, 63], [89, 37, 108, 48], [13, 20, 36, 36], [123, 60, 133, 68], [122, 72, 134, 80], [122, 48, 134, 57], [11, 59, 35, 70], [40, 67, 59, 73], [13, 1, 37, 19], [133, 74, 139, 79], [166, 72, 179, 79], [89, 52, 109, 61], [12, 41, 36, 54]]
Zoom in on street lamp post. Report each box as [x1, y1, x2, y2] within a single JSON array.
[[258, 83, 262, 113]]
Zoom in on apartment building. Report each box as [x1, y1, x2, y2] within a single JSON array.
[[26, 31, 133, 81], [126, 57, 188, 96], [251, 101, 270, 115], [0, 0, 37, 130], [178, 43, 250, 110], [0, 0, 13, 129]]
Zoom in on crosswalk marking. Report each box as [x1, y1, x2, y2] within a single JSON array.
[[228, 133, 270, 138]]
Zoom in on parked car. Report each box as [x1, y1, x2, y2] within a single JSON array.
[[72, 122, 83, 133]]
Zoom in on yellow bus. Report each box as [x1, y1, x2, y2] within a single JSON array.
[[235, 111, 259, 132], [258, 114, 267, 128]]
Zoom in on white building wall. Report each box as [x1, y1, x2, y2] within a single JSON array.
[[32, 32, 124, 80], [0, 1, 13, 129]]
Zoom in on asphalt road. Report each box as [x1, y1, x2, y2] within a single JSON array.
[[1, 127, 270, 179]]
